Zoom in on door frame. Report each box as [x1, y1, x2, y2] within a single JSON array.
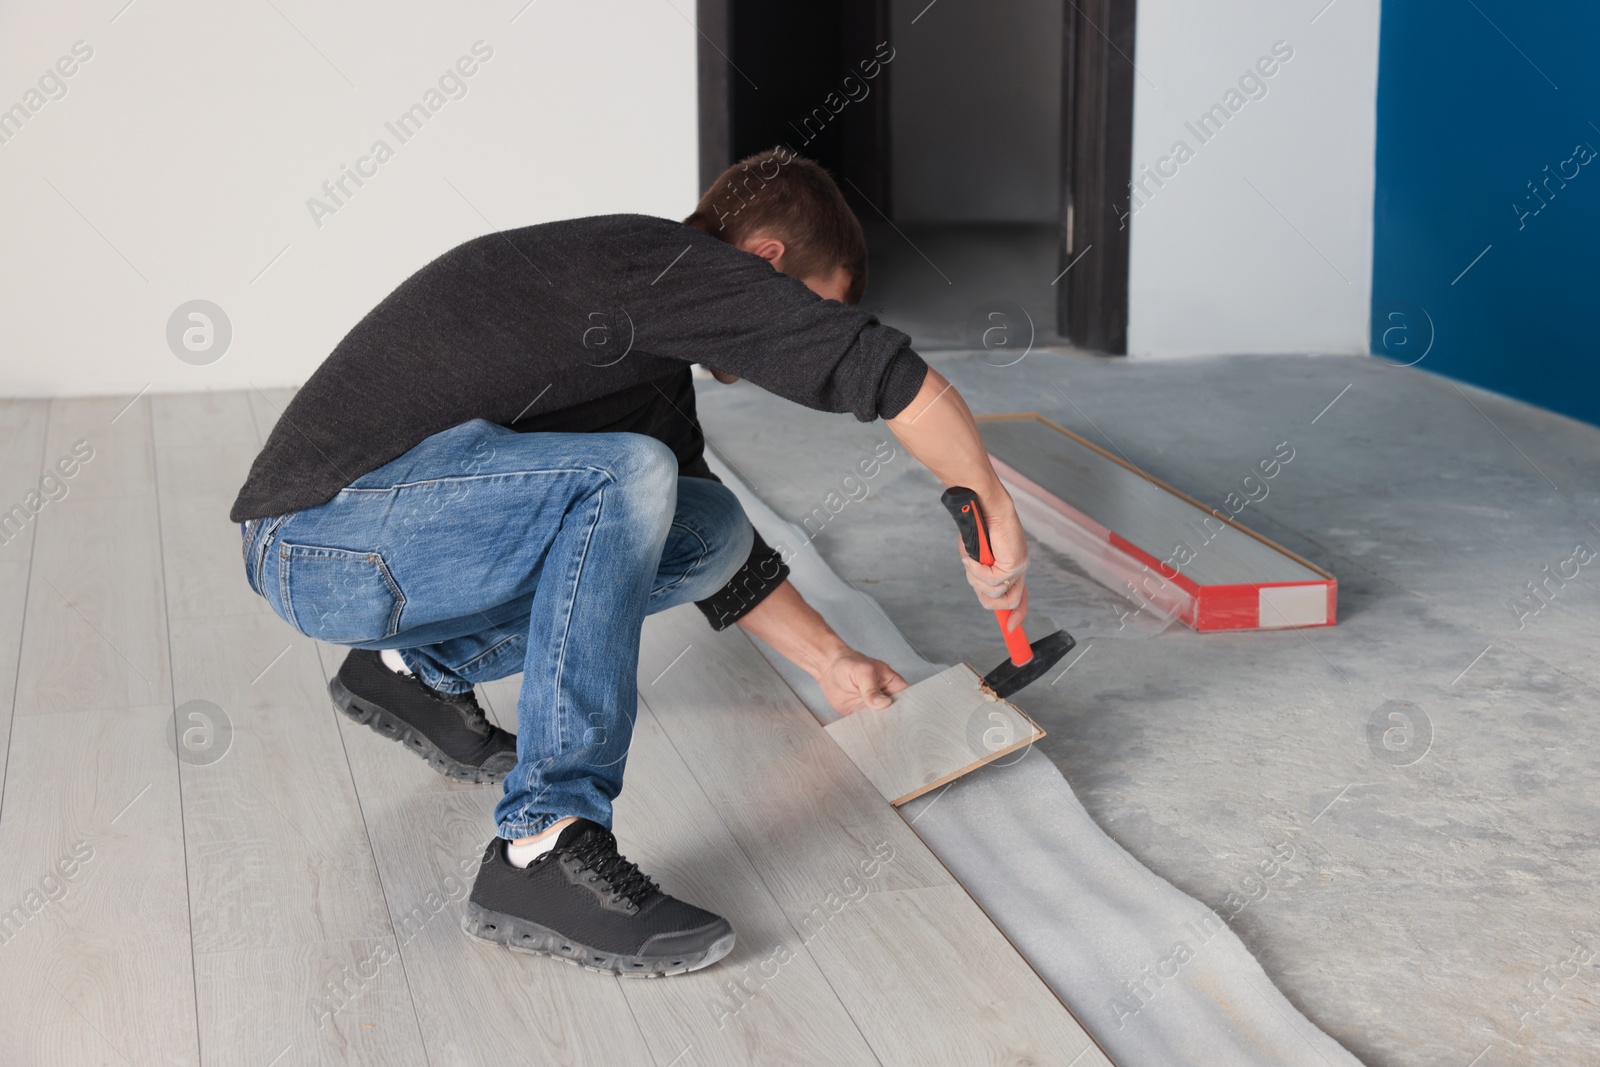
[[696, 0, 733, 192], [1059, 0, 1138, 354]]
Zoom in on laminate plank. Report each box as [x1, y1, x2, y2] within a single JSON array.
[[43, 393, 156, 501], [807, 886, 1114, 1067], [824, 663, 1045, 806], [0, 707, 198, 1067], [16, 397, 172, 717], [16, 494, 171, 716], [169, 615, 392, 954], [611, 703, 881, 1067], [193, 938, 428, 1067], [0, 398, 50, 548], [0, 399, 49, 806], [638, 607, 1114, 1066], [149, 390, 271, 624], [0, 560, 31, 801], [150, 392, 260, 502], [158, 494, 272, 624]]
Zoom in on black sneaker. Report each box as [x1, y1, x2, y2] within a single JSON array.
[[329, 649, 517, 784], [464, 819, 736, 978]]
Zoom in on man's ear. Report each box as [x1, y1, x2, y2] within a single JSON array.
[[736, 235, 787, 268]]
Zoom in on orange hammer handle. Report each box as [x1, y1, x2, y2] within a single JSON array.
[[940, 487, 1034, 667]]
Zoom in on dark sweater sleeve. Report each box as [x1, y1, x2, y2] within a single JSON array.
[[632, 232, 928, 423], [875, 348, 930, 419]]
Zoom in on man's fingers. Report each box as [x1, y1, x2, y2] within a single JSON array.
[[968, 574, 1023, 602], [975, 584, 1024, 606], [974, 575, 1027, 612], [855, 680, 887, 710], [956, 537, 1027, 583], [951, 510, 1033, 623], [827, 654, 910, 715], [856, 662, 904, 710], [859, 671, 891, 708], [961, 555, 1026, 586]]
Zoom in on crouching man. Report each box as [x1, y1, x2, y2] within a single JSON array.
[[231, 149, 1032, 976]]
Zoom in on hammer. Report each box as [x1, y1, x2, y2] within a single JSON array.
[[941, 486, 1076, 699]]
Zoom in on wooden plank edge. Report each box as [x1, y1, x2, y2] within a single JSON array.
[[886, 718, 1046, 807]]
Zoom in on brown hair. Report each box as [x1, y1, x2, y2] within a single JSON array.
[[685, 148, 868, 305]]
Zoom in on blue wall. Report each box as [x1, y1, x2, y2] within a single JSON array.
[[1371, 1, 1600, 426]]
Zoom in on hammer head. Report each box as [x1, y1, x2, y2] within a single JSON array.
[[981, 630, 1077, 699]]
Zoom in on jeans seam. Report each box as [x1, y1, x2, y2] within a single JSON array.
[[254, 514, 292, 596], [547, 484, 608, 755], [375, 555, 407, 637]]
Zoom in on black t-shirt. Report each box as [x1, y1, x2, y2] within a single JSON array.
[[230, 214, 928, 628]]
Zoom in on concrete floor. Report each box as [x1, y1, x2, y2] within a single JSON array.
[[694, 349, 1600, 1067]]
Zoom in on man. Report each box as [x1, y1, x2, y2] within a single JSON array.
[[231, 148, 1032, 977]]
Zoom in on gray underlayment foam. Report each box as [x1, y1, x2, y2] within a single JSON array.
[[706, 451, 1363, 1067]]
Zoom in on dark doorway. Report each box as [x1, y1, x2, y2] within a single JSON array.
[[697, 0, 1135, 354], [1060, 0, 1138, 354], [698, 2, 891, 215]]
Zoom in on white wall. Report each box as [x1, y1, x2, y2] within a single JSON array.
[[1125, 0, 1380, 358], [0, 0, 697, 396], [888, 0, 1062, 223]]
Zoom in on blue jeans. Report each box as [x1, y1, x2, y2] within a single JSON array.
[[242, 420, 753, 838]]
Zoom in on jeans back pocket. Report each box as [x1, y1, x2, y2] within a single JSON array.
[[278, 543, 406, 643]]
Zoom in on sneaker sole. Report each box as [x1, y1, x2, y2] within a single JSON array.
[[329, 675, 513, 785], [461, 901, 736, 978]]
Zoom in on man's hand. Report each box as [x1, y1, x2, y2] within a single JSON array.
[[736, 581, 908, 716], [955, 500, 1030, 631], [885, 367, 1033, 632], [817, 648, 909, 716]]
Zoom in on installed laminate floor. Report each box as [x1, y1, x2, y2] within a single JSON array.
[[0, 392, 1111, 1067]]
